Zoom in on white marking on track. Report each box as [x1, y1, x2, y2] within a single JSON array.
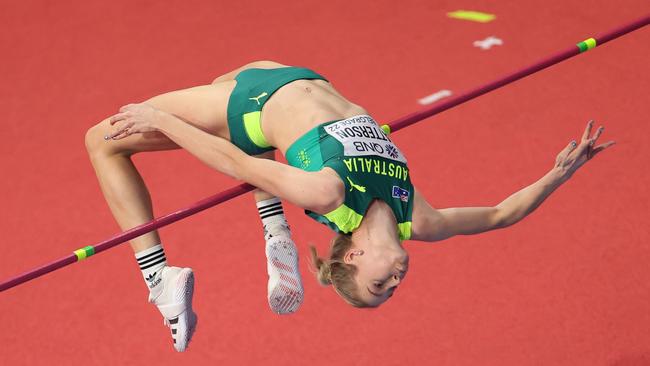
[[473, 36, 503, 50], [418, 90, 452, 105]]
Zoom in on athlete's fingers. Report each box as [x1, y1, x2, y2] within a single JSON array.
[[105, 122, 124, 139], [111, 126, 133, 140], [119, 103, 137, 113], [106, 121, 134, 140], [581, 120, 594, 142], [108, 119, 128, 132], [590, 140, 616, 158], [111, 130, 131, 140], [106, 127, 128, 140], [558, 140, 578, 162], [109, 112, 129, 125], [590, 126, 605, 145], [105, 129, 124, 140]]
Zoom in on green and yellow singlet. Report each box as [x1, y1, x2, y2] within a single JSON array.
[[286, 115, 414, 240]]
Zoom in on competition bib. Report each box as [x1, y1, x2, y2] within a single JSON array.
[[324, 115, 407, 163]]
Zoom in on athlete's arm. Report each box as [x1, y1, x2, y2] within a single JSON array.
[[411, 120, 615, 242], [411, 171, 560, 241], [107, 103, 344, 214]]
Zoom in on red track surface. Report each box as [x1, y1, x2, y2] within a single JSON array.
[[1, 1, 648, 365]]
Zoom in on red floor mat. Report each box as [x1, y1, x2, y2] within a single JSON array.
[[1, 1, 648, 365]]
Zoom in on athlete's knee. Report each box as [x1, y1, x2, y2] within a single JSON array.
[[85, 122, 103, 154], [85, 119, 126, 157]]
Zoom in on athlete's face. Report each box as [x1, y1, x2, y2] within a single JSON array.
[[347, 244, 409, 307]]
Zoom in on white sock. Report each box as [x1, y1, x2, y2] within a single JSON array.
[[256, 198, 290, 241], [135, 244, 167, 299]]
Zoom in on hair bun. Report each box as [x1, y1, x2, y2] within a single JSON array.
[[309, 245, 332, 285], [308, 234, 367, 307]]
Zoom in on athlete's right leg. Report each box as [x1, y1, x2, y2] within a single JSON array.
[[89, 60, 286, 243], [85, 83, 234, 253], [85, 125, 175, 251], [85, 82, 234, 352]]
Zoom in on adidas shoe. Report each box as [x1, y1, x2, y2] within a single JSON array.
[[150, 266, 197, 352], [266, 236, 304, 314]]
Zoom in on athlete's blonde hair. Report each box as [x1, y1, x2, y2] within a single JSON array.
[[309, 233, 370, 308]]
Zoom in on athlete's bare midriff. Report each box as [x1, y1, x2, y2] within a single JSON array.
[[259, 79, 368, 155]]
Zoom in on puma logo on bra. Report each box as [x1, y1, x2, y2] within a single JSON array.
[[249, 92, 269, 105]]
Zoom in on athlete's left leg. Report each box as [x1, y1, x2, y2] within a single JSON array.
[[210, 61, 305, 314], [252, 151, 304, 314]]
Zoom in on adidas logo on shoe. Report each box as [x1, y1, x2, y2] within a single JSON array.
[[146, 272, 162, 288]]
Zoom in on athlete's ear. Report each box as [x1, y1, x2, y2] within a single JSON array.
[[343, 249, 364, 264]]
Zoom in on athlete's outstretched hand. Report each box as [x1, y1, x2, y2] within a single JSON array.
[[554, 120, 615, 181], [105, 103, 162, 140]]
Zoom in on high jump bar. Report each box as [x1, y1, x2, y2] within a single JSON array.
[[1, 14, 648, 292]]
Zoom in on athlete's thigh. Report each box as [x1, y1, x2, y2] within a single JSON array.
[[105, 62, 285, 154], [94, 82, 236, 155], [144, 82, 236, 139]]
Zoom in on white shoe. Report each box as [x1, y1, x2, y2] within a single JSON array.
[[266, 236, 304, 314], [150, 266, 197, 352]]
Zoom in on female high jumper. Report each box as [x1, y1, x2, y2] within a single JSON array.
[[85, 61, 614, 352]]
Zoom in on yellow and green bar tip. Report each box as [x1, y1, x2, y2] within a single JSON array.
[[577, 38, 597, 52], [74, 246, 95, 261]]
